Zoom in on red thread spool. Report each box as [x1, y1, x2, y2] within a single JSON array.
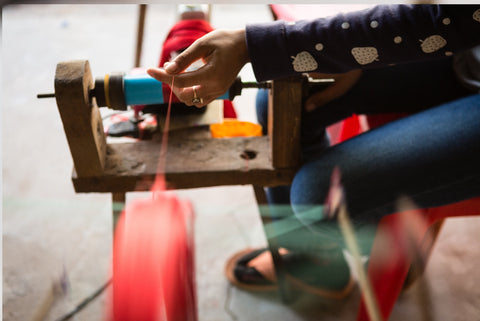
[[108, 75, 197, 321], [109, 194, 196, 321]]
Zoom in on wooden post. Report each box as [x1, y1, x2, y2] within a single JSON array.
[[55, 60, 107, 177], [134, 4, 147, 68], [269, 77, 303, 169], [258, 77, 303, 302], [253, 185, 293, 303]]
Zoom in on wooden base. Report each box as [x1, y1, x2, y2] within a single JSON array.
[[72, 127, 296, 193], [55, 60, 302, 194], [55, 59, 304, 306]]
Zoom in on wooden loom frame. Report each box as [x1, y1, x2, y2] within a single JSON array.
[[54, 59, 304, 301]]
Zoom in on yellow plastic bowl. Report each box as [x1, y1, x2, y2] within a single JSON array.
[[210, 119, 263, 138]]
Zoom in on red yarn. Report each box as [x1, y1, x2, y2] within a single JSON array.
[[109, 77, 197, 321]]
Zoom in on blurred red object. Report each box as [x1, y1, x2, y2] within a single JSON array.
[[109, 192, 196, 321], [357, 197, 480, 321]]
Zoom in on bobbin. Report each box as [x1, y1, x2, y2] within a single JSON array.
[[41, 73, 277, 110], [93, 72, 127, 110]]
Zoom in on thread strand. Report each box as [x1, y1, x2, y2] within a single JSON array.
[[153, 76, 175, 193]]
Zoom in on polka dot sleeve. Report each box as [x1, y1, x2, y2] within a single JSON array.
[[246, 5, 480, 82]]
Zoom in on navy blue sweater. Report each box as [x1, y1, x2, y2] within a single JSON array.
[[245, 5, 480, 82]]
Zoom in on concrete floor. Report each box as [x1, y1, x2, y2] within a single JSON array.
[[3, 4, 480, 321]]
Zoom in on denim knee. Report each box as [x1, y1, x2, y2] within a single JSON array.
[[255, 89, 269, 135], [290, 161, 332, 220]]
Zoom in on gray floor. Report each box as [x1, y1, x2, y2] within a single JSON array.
[[3, 4, 480, 321]]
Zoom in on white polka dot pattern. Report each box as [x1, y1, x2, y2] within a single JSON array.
[[291, 51, 318, 72], [420, 35, 447, 53], [315, 43, 324, 51], [351, 47, 379, 65], [473, 9, 480, 22], [280, 7, 480, 74]]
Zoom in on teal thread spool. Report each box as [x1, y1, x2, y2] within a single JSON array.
[[124, 74, 230, 106], [124, 74, 165, 106]]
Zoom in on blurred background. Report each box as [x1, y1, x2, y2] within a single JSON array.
[[2, 3, 480, 321]]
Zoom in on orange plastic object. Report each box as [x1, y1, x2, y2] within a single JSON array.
[[210, 119, 262, 138]]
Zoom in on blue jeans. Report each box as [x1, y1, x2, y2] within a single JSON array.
[[257, 57, 480, 256]]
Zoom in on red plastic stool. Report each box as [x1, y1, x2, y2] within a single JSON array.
[[357, 197, 480, 321]]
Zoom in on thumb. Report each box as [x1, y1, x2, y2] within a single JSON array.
[[146, 68, 173, 84], [305, 90, 333, 112], [163, 38, 210, 74]]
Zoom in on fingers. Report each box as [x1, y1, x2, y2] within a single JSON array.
[[146, 68, 207, 106], [186, 85, 217, 108], [147, 67, 223, 107], [305, 69, 363, 112], [147, 29, 249, 107], [164, 37, 211, 74], [172, 85, 214, 108], [305, 90, 334, 112], [148, 33, 214, 88], [147, 68, 173, 85], [305, 82, 356, 112], [147, 65, 211, 89]]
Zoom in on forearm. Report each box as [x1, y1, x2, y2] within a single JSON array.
[[246, 5, 480, 82]]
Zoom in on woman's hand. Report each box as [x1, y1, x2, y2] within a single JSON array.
[[305, 69, 362, 112], [147, 29, 250, 107]]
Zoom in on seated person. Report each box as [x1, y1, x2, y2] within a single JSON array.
[[148, 4, 480, 299]]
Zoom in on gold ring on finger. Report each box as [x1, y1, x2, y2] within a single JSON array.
[[192, 86, 203, 104]]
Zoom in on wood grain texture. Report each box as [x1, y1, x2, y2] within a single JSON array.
[[55, 60, 107, 177], [269, 77, 302, 169], [55, 61, 304, 193], [72, 128, 296, 192]]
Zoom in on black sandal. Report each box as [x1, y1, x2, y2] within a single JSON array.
[[225, 247, 355, 299], [225, 248, 278, 292]]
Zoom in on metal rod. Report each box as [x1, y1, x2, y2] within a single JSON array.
[[242, 81, 271, 89], [37, 93, 56, 99]]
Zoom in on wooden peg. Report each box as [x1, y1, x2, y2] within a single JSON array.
[[55, 60, 107, 177], [269, 77, 303, 169]]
